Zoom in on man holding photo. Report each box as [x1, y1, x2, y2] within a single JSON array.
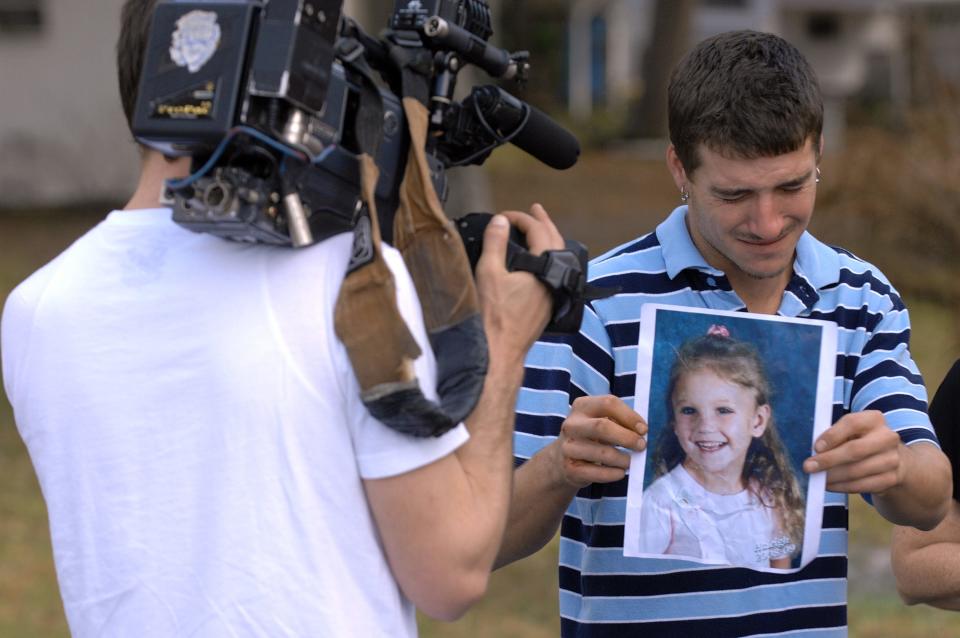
[[496, 30, 951, 636]]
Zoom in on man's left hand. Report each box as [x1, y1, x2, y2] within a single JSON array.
[[804, 410, 951, 530], [802, 410, 904, 494]]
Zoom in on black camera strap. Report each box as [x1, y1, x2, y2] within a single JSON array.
[[455, 212, 617, 334], [509, 249, 617, 334]]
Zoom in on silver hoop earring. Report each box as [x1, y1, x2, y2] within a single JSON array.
[[680, 186, 690, 203]]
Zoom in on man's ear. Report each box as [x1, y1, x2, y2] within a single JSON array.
[[666, 144, 688, 193]]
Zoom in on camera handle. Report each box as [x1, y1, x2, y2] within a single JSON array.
[[455, 213, 618, 334], [421, 16, 527, 81]]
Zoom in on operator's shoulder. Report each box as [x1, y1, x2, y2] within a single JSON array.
[[3, 248, 72, 316], [272, 232, 374, 280], [286, 233, 405, 271], [282, 232, 354, 263], [272, 234, 415, 303]]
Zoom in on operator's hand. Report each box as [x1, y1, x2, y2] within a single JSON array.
[[546, 395, 647, 489], [802, 410, 905, 493], [475, 204, 564, 361]]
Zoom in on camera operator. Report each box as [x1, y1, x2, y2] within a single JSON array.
[[0, 0, 563, 635]]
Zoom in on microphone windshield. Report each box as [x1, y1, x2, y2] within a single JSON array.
[[511, 104, 581, 170]]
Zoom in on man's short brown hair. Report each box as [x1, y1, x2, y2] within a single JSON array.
[[668, 30, 823, 174]]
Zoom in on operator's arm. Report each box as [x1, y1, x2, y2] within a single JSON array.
[[492, 273, 646, 568], [495, 395, 645, 568], [891, 500, 960, 609], [362, 205, 561, 621]]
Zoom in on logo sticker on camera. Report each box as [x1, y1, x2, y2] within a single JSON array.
[[170, 10, 221, 74], [151, 81, 216, 120]]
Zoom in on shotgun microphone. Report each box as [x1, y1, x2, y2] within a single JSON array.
[[467, 85, 581, 170]]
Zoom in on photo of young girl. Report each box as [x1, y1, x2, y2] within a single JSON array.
[[624, 304, 836, 571], [637, 325, 804, 569]]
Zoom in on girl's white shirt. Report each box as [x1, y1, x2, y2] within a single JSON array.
[[637, 464, 795, 568]]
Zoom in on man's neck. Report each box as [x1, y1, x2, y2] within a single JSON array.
[[684, 217, 793, 314], [124, 149, 191, 211], [727, 269, 792, 315]]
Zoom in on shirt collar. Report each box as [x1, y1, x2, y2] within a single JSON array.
[[655, 205, 841, 291], [793, 231, 841, 290], [657, 205, 721, 279]]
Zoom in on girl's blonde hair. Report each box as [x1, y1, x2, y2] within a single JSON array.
[[651, 330, 805, 553]]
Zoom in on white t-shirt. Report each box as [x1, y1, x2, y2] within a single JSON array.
[[637, 464, 794, 569], [1, 208, 469, 637]]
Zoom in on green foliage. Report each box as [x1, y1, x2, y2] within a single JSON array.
[[814, 103, 960, 307]]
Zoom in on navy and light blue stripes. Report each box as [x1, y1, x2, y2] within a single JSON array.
[[514, 206, 936, 637]]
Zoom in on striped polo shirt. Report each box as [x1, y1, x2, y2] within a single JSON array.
[[514, 206, 937, 637]]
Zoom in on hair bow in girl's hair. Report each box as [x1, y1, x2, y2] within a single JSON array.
[[706, 324, 731, 338]]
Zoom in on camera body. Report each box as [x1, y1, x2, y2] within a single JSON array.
[[133, 0, 411, 245], [132, 0, 555, 248]]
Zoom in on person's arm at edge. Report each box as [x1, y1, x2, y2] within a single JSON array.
[[362, 206, 561, 621], [890, 359, 960, 606], [891, 499, 960, 609]]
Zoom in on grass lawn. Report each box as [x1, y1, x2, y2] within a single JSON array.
[[1, 149, 958, 636]]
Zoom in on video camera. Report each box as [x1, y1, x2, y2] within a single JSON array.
[[131, 0, 596, 332], [131, 0, 606, 437]]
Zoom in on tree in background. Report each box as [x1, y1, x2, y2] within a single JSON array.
[[626, 0, 693, 139]]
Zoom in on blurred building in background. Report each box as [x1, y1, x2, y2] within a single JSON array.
[[562, 0, 960, 147], [0, 0, 137, 208], [1, 0, 959, 208], [0, 0, 371, 209]]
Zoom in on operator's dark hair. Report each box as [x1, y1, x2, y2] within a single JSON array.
[[117, 0, 159, 134], [668, 30, 823, 174]]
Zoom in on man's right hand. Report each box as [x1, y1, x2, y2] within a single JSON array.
[[547, 394, 647, 489]]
